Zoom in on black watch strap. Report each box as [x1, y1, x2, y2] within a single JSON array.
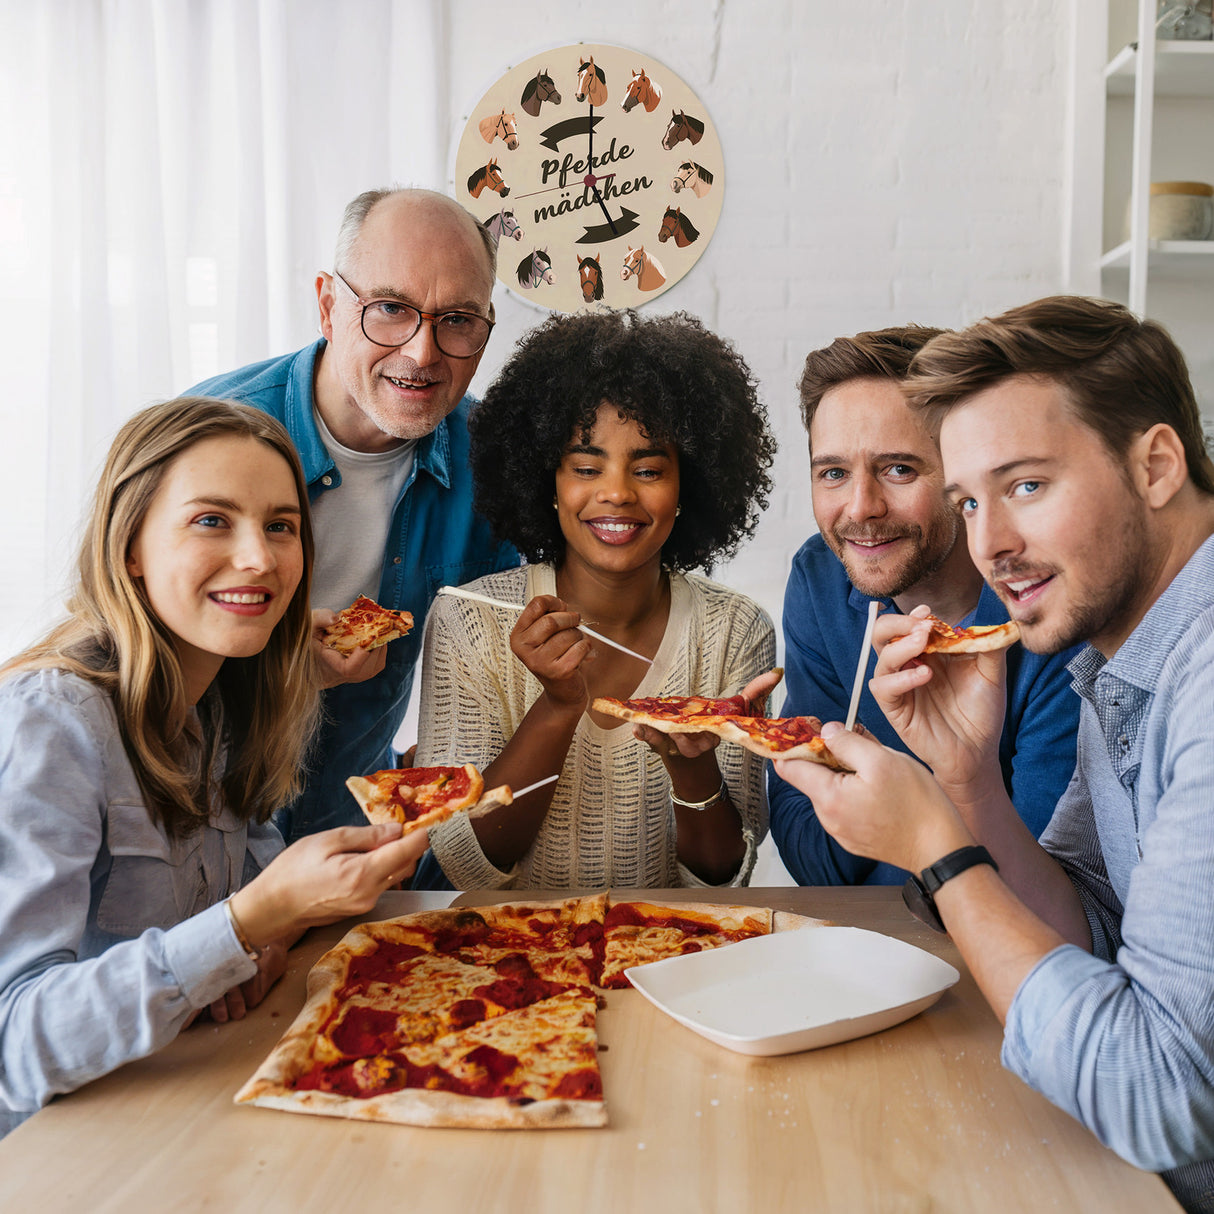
[[920, 845, 998, 894]]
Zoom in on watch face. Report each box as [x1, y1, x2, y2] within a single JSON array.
[[454, 43, 723, 312], [901, 876, 947, 934]]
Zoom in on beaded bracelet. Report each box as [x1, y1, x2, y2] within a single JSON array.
[[669, 781, 727, 811]]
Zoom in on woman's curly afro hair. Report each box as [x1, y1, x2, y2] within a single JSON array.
[[470, 310, 775, 573]]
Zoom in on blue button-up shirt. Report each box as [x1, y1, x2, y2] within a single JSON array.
[[768, 534, 1081, 884], [190, 341, 519, 840], [1003, 534, 1214, 1211]]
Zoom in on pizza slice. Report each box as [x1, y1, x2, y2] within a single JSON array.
[[293, 987, 605, 1128], [598, 899, 772, 989], [421, 894, 609, 988], [345, 764, 513, 834], [898, 612, 1021, 654], [321, 595, 414, 655], [715, 715, 852, 770], [591, 694, 752, 733]]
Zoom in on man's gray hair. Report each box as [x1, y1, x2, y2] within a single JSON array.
[[332, 187, 498, 281]]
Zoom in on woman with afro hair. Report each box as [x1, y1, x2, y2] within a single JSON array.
[[414, 310, 780, 890]]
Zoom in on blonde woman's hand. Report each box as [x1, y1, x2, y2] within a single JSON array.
[[228, 824, 428, 948]]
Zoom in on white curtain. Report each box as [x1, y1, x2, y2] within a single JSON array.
[[0, 0, 452, 657]]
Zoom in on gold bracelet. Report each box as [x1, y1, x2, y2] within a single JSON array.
[[669, 781, 727, 811], [224, 898, 263, 962]]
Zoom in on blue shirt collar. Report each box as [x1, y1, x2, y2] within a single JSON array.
[[285, 338, 455, 491]]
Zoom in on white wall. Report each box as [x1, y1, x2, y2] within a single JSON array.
[[442, 0, 1073, 639], [1, 0, 1074, 656]]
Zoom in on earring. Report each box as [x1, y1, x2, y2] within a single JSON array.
[[553, 497, 559, 510], [675, 505, 682, 517]]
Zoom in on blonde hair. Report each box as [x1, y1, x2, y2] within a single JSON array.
[[4, 398, 319, 836]]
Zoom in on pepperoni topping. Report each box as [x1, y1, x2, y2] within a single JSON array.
[[617, 694, 748, 718], [329, 1006, 400, 1056]]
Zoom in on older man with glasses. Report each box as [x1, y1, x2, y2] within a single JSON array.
[[191, 188, 518, 844]]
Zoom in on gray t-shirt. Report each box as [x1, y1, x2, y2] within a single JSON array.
[[310, 408, 415, 611]]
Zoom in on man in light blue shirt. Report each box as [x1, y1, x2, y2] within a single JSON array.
[[777, 296, 1214, 1212], [192, 189, 518, 843]]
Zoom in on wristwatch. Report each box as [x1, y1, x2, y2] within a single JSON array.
[[901, 845, 998, 933]]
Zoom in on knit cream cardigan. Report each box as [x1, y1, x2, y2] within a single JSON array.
[[418, 564, 775, 890]]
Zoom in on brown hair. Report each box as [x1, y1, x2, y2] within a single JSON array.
[[905, 295, 1214, 495], [3, 398, 320, 836], [797, 325, 946, 438]]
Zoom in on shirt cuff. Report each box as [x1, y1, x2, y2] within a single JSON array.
[[1001, 942, 1112, 1081], [162, 901, 259, 1007]]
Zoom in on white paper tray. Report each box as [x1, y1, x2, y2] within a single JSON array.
[[625, 925, 960, 1056]]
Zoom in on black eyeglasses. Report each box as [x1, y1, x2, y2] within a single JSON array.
[[331, 270, 494, 359]]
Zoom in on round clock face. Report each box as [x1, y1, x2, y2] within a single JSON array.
[[454, 43, 723, 313]]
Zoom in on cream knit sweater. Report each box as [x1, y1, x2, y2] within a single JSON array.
[[418, 564, 775, 890]]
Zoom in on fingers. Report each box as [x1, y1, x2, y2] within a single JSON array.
[[313, 636, 388, 688], [872, 613, 932, 658], [311, 607, 339, 629], [315, 822, 407, 855], [360, 830, 429, 887], [739, 667, 784, 711]]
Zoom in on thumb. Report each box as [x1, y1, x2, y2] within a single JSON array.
[[819, 720, 885, 768]]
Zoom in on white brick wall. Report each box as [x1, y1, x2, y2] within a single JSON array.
[[449, 0, 1072, 637]]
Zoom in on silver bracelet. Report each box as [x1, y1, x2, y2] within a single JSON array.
[[670, 780, 727, 811]]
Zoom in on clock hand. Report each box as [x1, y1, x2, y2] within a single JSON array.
[[586, 179, 618, 235], [581, 103, 617, 235]]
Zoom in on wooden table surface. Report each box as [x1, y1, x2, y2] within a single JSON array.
[[0, 887, 1178, 1213]]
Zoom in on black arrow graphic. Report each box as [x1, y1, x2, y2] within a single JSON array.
[[539, 115, 601, 151], [578, 207, 640, 244]]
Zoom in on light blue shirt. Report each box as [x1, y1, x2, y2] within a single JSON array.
[[1003, 534, 1214, 1212], [0, 669, 281, 1136]]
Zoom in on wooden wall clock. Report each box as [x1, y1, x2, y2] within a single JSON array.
[[454, 43, 724, 312]]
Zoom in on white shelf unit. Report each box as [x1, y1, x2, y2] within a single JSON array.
[[1068, 1, 1214, 415]]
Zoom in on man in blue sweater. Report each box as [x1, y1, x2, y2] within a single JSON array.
[[769, 325, 1079, 884], [192, 188, 517, 842]]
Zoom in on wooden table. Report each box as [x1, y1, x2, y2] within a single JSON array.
[[0, 887, 1178, 1213]]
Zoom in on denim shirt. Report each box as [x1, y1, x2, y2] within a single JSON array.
[[768, 534, 1081, 884], [1003, 535, 1214, 1211], [190, 341, 519, 840], [0, 670, 279, 1136]]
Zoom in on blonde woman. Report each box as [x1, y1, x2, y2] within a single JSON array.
[[0, 398, 426, 1136]]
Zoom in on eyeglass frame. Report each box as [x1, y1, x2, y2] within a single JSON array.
[[329, 269, 494, 359]]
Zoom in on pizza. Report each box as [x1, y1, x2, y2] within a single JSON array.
[[592, 696, 850, 771], [902, 613, 1021, 655], [235, 894, 823, 1129], [591, 693, 751, 733], [321, 595, 414, 655], [346, 764, 513, 834], [714, 715, 851, 770]]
